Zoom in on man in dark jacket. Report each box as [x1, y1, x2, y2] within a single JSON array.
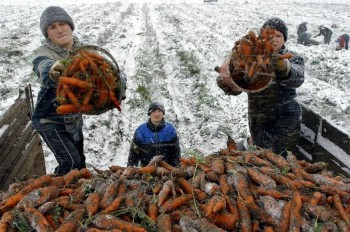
[[217, 18, 305, 157], [32, 6, 87, 176], [315, 25, 333, 44], [127, 101, 181, 167], [336, 34, 349, 50]]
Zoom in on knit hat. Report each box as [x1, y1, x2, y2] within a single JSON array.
[[262, 17, 288, 41], [147, 102, 165, 116], [40, 6, 75, 38]]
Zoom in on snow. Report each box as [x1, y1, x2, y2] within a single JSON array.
[[0, 0, 349, 174]]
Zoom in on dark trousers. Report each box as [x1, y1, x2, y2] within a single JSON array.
[[38, 127, 85, 176], [249, 103, 301, 157]]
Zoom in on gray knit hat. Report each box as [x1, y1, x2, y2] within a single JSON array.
[[147, 102, 165, 116], [262, 17, 288, 41], [40, 6, 75, 38]]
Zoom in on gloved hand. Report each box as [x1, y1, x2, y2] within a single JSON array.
[[216, 76, 240, 95], [49, 60, 65, 82], [270, 53, 291, 78]]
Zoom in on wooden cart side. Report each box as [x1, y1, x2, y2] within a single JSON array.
[[0, 85, 46, 191]]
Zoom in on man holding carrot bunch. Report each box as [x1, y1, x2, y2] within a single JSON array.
[[216, 18, 305, 157], [32, 6, 86, 176]]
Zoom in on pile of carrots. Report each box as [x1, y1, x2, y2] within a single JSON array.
[[1, 146, 350, 231], [55, 49, 123, 115], [229, 28, 292, 81]]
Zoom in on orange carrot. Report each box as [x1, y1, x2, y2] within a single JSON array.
[[243, 152, 274, 167], [193, 188, 207, 202], [109, 90, 121, 112], [100, 181, 119, 209], [176, 177, 193, 194], [276, 200, 292, 232], [247, 167, 276, 189], [230, 172, 253, 200], [23, 207, 53, 232], [147, 203, 158, 222], [137, 165, 157, 175], [16, 186, 60, 210], [83, 88, 95, 106], [288, 191, 303, 232], [59, 76, 93, 89], [308, 191, 324, 206], [156, 214, 172, 232], [160, 194, 193, 213], [333, 194, 350, 227], [85, 192, 101, 217], [100, 195, 125, 214], [237, 195, 251, 232], [219, 174, 231, 195], [256, 186, 289, 199], [261, 150, 290, 169], [157, 180, 174, 207], [56, 103, 94, 115], [159, 160, 175, 171], [62, 84, 81, 107], [212, 196, 227, 214], [211, 158, 225, 175], [93, 214, 147, 232]]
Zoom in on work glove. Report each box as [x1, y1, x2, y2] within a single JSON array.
[[49, 60, 65, 82], [270, 52, 291, 79]]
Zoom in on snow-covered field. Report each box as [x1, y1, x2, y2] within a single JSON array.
[[0, 0, 349, 174]]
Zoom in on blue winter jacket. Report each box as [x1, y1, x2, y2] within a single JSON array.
[[128, 119, 181, 167]]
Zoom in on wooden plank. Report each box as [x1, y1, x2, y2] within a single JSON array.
[[0, 95, 27, 127], [321, 119, 350, 155], [1, 133, 45, 190]]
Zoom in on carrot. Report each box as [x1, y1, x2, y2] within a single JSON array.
[[93, 214, 147, 232], [206, 195, 218, 217], [155, 166, 171, 176], [219, 174, 231, 195], [59, 76, 93, 89], [83, 88, 95, 106], [137, 165, 157, 175], [37, 202, 56, 214], [147, 203, 158, 222], [304, 203, 335, 222], [248, 61, 257, 77], [23, 207, 53, 232], [156, 214, 172, 232], [286, 153, 303, 179], [278, 53, 293, 59], [208, 211, 238, 231], [211, 158, 225, 175], [109, 89, 121, 112], [288, 191, 303, 232], [193, 188, 207, 202], [16, 186, 60, 210], [100, 181, 119, 209], [62, 84, 81, 107], [212, 196, 227, 214], [245, 196, 274, 225], [256, 186, 289, 199], [308, 191, 324, 206], [176, 177, 193, 194], [243, 152, 274, 167], [237, 195, 251, 232], [157, 180, 174, 207], [224, 195, 239, 217], [44, 213, 58, 230], [159, 160, 175, 171], [229, 172, 253, 200], [56, 103, 94, 114], [276, 200, 292, 232], [319, 184, 349, 198], [100, 195, 125, 214], [116, 181, 127, 196], [53, 196, 79, 211], [79, 50, 99, 75], [85, 192, 101, 217], [261, 150, 290, 169], [0, 210, 14, 231], [160, 194, 193, 213], [334, 194, 350, 227], [247, 167, 276, 189]]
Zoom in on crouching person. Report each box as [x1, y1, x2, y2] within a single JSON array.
[[32, 6, 86, 176], [127, 101, 181, 167], [336, 34, 349, 50]]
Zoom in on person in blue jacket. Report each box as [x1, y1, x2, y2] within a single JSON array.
[[127, 101, 181, 167], [217, 18, 305, 157]]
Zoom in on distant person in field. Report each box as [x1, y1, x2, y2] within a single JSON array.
[[315, 25, 333, 44], [32, 6, 86, 176], [127, 101, 181, 167], [297, 22, 319, 46], [216, 18, 305, 157], [335, 34, 349, 50]]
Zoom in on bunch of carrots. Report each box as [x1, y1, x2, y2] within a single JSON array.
[[230, 28, 293, 81], [55, 49, 123, 115], [1, 146, 350, 231]]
